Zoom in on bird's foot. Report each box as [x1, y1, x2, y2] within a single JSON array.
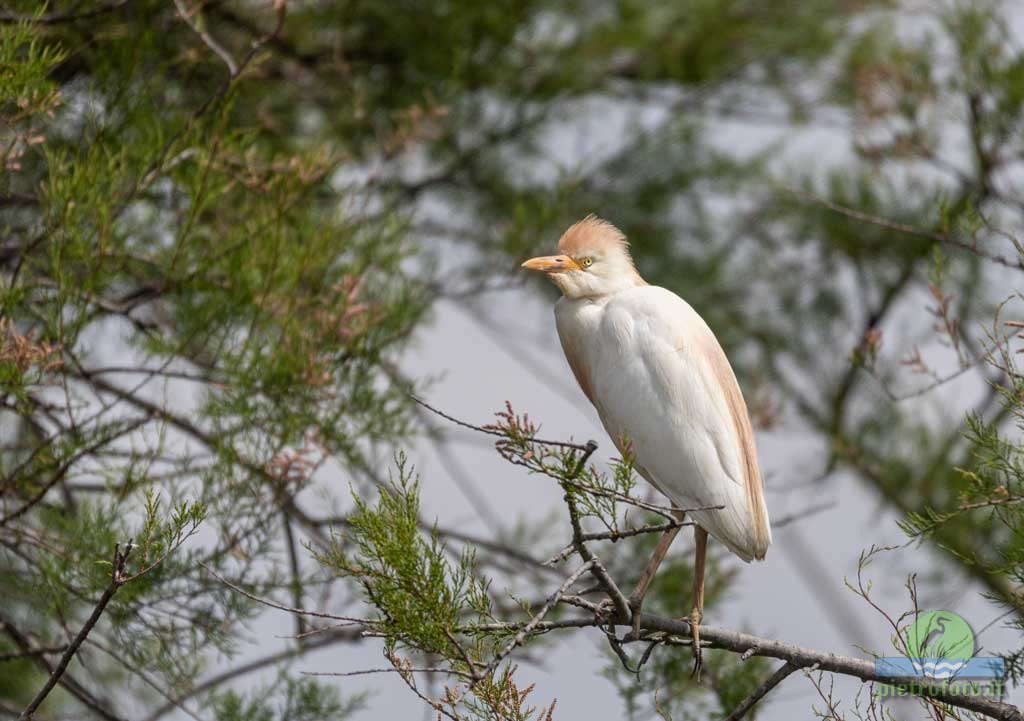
[[596, 597, 617, 619], [688, 608, 704, 681]]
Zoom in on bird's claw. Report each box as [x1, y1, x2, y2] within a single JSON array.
[[688, 609, 703, 681]]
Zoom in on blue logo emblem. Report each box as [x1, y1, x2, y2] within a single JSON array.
[[874, 610, 1004, 698]]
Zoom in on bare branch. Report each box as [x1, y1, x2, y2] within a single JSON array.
[[411, 395, 595, 451], [0, 645, 67, 662], [19, 542, 135, 721], [561, 497, 630, 621], [0, 611, 125, 721], [173, 0, 239, 77], [779, 183, 1024, 270], [723, 661, 799, 721], [545, 518, 694, 566], [142, 628, 362, 721], [201, 563, 374, 625], [472, 559, 595, 688], [302, 667, 475, 679], [460, 613, 1023, 721], [0, 416, 151, 526]]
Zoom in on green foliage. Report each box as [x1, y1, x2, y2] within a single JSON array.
[[0, 12, 65, 109], [1, 0, 426, 715], [898, 313, 1024, 664], [317, 456, 494, 659], [319, 456, 565, 721], [211, 677, 365, 721]]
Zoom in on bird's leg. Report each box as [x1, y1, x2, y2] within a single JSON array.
[[627, 509, 685, 636], [689, 525, 708, 681]]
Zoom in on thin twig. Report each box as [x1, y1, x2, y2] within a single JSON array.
[[1, 416, 151, 526], [19, 541, 135, 720], [543, 498, 832, 566], [411, 395, 595, 451], [779, 183, 1024, 270], [201, 563, 373, 624], [384, 650, 462, 721], [276, 621, 365, 640], [559, 478, 691, 519], [723, 661, 799, 721], [172, 0, 239, 77], [604, 626, 639, 673], [0, 613, 124, 721], [545, 519, 695, 565], [281, 514, 307, 639], [0, 646, 67, 663], [444, 628, 482, 680], [471, 559, 595, 688], [302, 667, 475, 680], [770, 501, 836, 528]]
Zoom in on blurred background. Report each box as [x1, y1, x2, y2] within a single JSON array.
[[2, 1, 1024, 719]]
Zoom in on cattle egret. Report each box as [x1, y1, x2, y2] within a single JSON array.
[[522, 215, 771, 676]]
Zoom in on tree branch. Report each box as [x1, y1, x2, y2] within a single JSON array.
[[0, 416, 151, 527], [18, 542, 135, 721], [634, 615, 1020, 721], [557, 443, 633, 623], [472, 559, 595, 688], [0, 645, 67, 662], [172, 0, 239, 77], [723, 661, 798, 721], [779, 182, 1024, 270], [76, 373, 331, 549], [142, 628, 362, 721], [411, 395, 595, 451], [460, 613, 1022, 720]]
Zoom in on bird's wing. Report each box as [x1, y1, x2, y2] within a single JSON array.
[[690, 308, 771, 559], [572, 286, 771, 560]]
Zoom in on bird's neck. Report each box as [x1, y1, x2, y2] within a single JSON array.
[[558, 268, 646, 301]]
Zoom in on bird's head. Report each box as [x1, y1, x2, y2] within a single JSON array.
[[521, 215, 645, 299]]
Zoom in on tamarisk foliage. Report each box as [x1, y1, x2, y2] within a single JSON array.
[[1, 3, 424, 718]]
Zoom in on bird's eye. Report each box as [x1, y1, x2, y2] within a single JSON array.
[[579, 257, 594, 268]]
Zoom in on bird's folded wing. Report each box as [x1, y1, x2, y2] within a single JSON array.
[[601, 287, 771, 560]]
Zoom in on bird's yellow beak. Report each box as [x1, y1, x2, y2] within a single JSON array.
[[521, 255, 580, 273]]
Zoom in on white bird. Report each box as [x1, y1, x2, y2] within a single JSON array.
[[522, 215, 771, 675]]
